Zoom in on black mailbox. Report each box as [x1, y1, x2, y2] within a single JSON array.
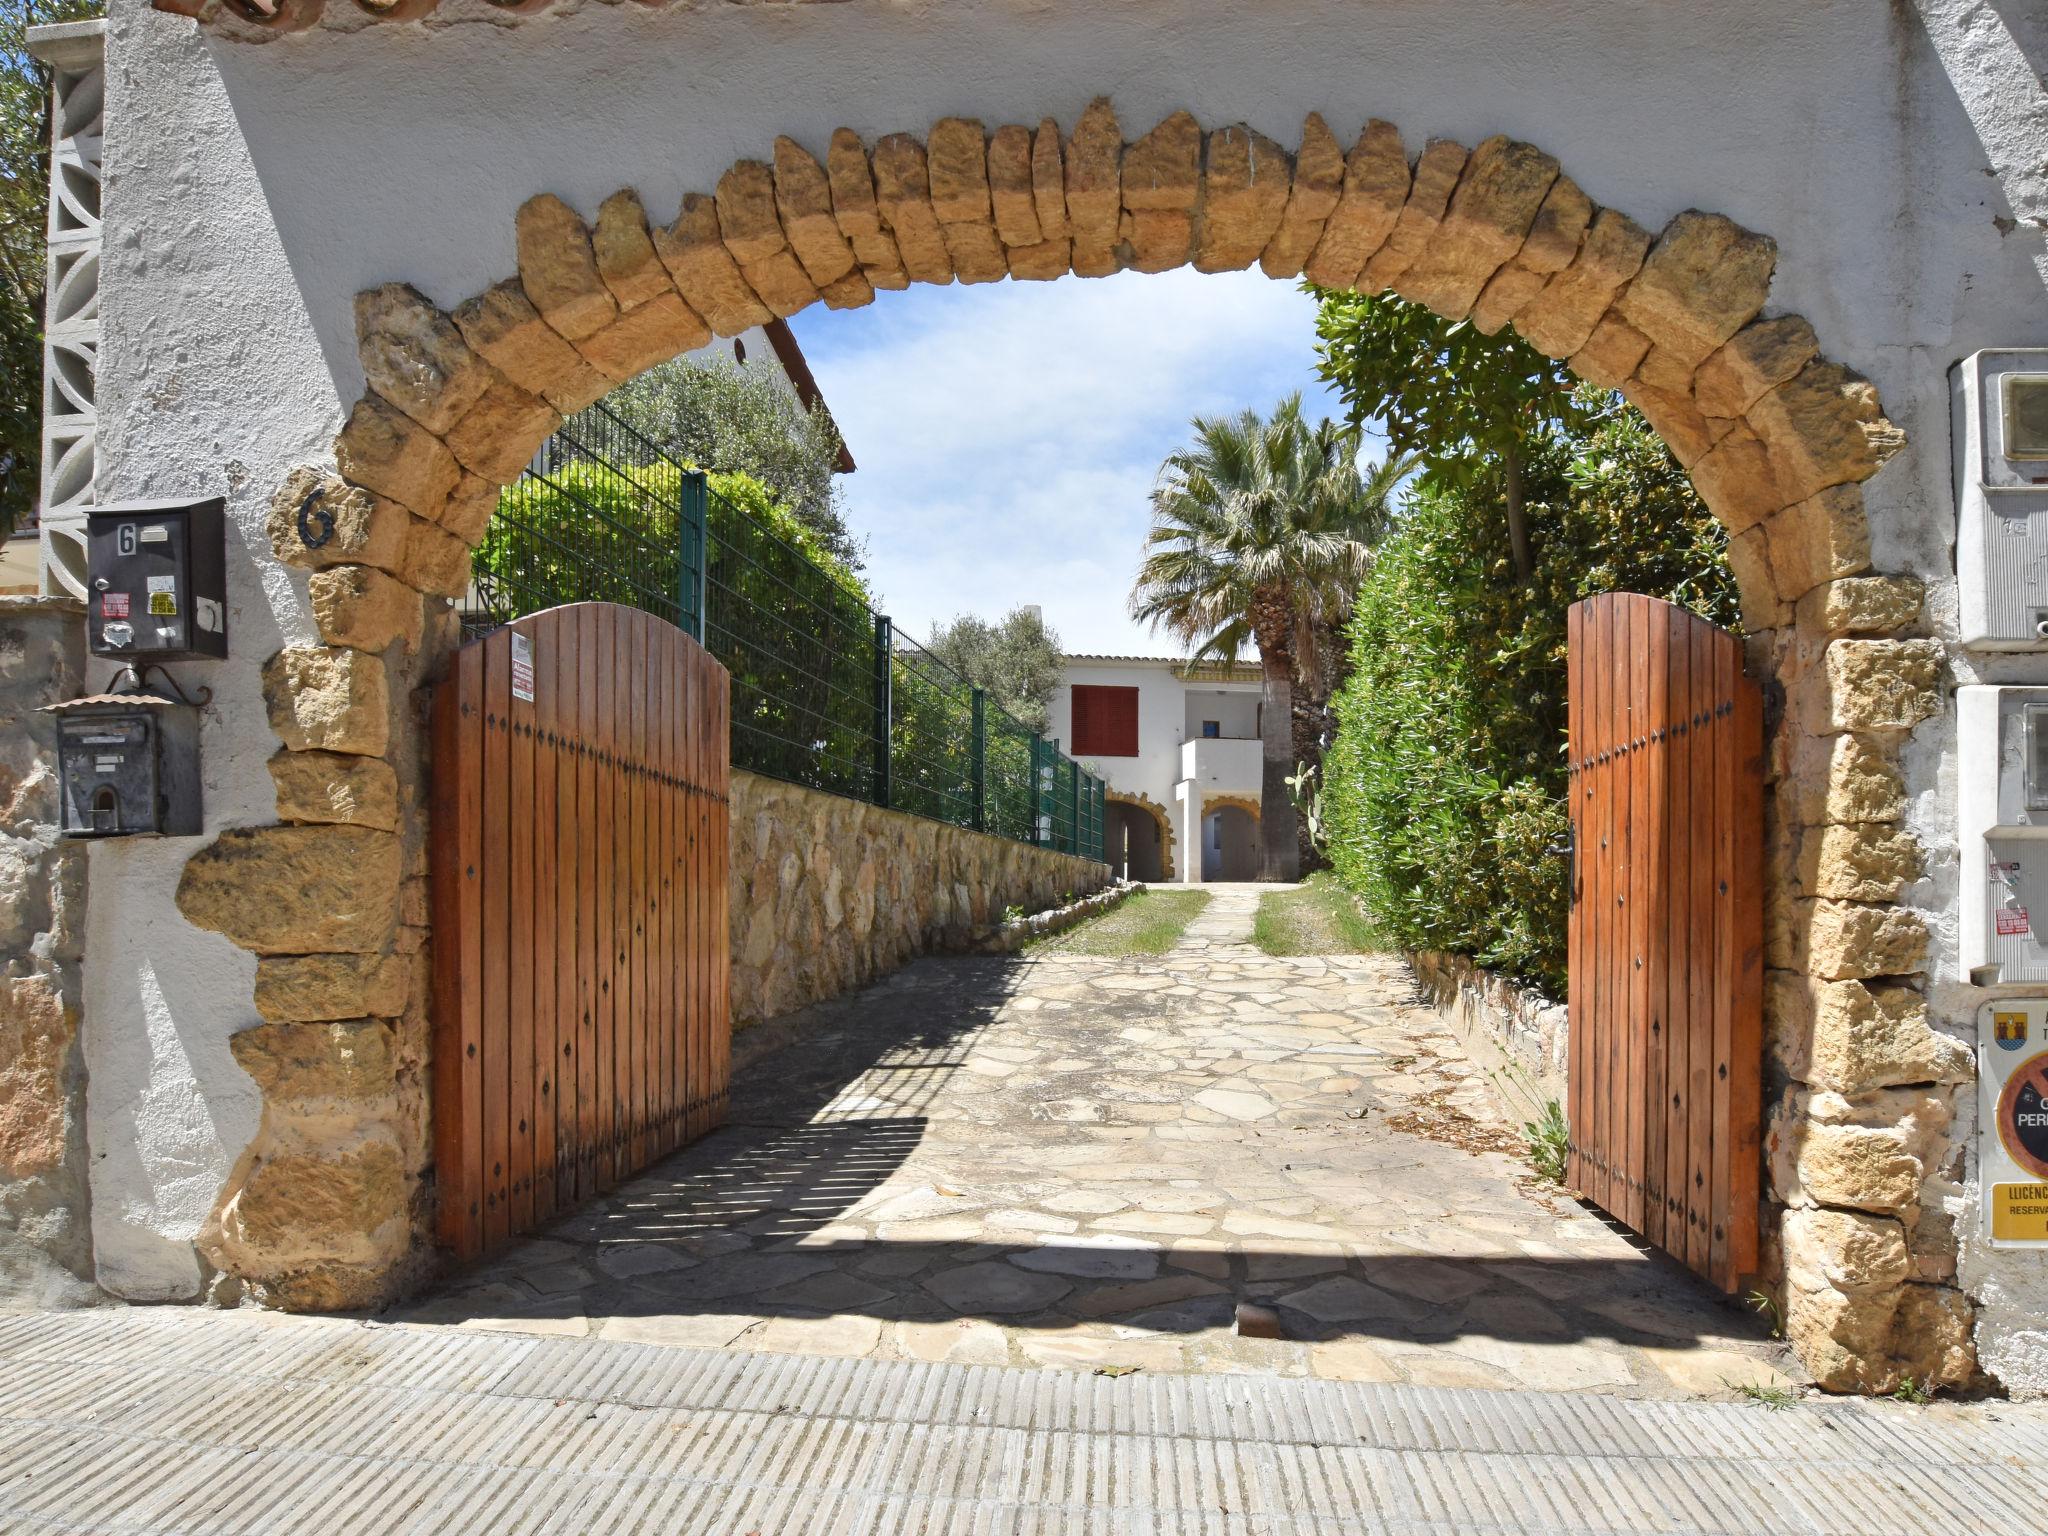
[[45, 692, 203, 838], [87, 497, 228, 661]]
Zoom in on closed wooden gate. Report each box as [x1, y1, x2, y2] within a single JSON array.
[[430, 602, 731, 1260], [1566, 593, 1762, 1293]]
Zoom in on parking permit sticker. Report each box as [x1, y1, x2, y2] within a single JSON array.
[[511, 632, 535, 703], [1992, 1183, 2048, 1243], [146, 574, 177, 617], [101, 592, 130, 619], [1997, 906, 2031, 937]]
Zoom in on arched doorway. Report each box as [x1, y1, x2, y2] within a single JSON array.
[[1201, 803, 1259, 882], [1105, 791, 1172, 882]]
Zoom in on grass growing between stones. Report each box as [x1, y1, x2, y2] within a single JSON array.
[[1251, 873, 1385, 955], [1041, 889, 1211, 955]]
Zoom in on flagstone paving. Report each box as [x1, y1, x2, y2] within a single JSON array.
[[394, 884, 1797, 1399]]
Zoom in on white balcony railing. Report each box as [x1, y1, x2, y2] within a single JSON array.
[[1180, 735, 1261, 793]]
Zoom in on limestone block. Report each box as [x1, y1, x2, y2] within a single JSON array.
[[577, 292, 712, 383], [1395, 136, 1559, 319], [450, 280, 612, 416], [1259, 112, 1343, 280], [1030, 117, 1070, 240], [1782, 1206, 1909, 1293], [395, 516, 471, 600], [1774, 1084, 1947, 1213], [1569, 313, 1651, 390], [1788, 732, 1907, 827], [354, 283, 495, 435], [1121, 110, 1200, 214], [1123, 208, 1192, 273], [514, 194, 617, 342], [269, 750, 399, 832], [1686, 422, 1782, 532], [1747, 362, 1904, 507], [177, 825, 402, 955], [652, 193, 775, 336], [439, 473, 501, 548], [985, 125, 1042, 248], [927, 118, 993, 225], [308, 565, 422, 655], [1511, 208, 1652, 359], [591, 190, 674, 311], [818, 270, 875, 310], [1193, 124, 1290, 273], [230, 1017, 398, 1098], [1615, 211, 1776, 367], [1619, 374, 1720, 468], [442, 377, 562, 486], [1817, 639, 1943, 734], [1302, 119, 1415, 288], [1758, 484, 1872, 601], [1007, 238, 1071, 281], [1063, 98, 1123, 249], [1358, 138, 1466, 291], [939, 220, 1009, 284], [216, 1132, 409, 1272], [826, 129, 885, 240], [1891, 1283, 1975, 1389], [0, 973, 73, 1179], [1694, 315, 1820, 420], [774, 136, 859, 287], [1781, 898, 1927, 980], [870, 134, 955, 284], [1768, 972, 1970, 1094], [1794, 576, 1922, 639], [265, 467, 406, 574], [1797, 822, 1922, 902], [1469, 175, 1591, 335], [335, 396, 461, 522], [263, 647, 389, 757], [1723, 525, 1787, 630], [1784, 1278, 1900, 1392], [717, 159, 821, 315]]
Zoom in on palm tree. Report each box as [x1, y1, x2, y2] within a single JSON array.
[[1130, 394, 1408, 881]]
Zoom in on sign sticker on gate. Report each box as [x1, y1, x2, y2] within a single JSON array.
[[511, 632, 535, 702]]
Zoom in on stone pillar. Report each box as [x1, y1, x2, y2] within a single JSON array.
[[0, 596, 96, 1306]]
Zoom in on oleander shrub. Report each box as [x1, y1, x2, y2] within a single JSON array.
[[1323, 401, 1737, 996]]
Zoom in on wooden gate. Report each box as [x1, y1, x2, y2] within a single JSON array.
[[1566, 593, 1762, 1293], [429, 602, 731, 1261]]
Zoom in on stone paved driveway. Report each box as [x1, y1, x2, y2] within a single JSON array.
[[395, 886, 1795, 1398]]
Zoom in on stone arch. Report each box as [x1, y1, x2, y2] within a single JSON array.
[[1105, 789, 1174, 881], [171, 101, 1961, 1392], [1201, 794, 1262, 824]]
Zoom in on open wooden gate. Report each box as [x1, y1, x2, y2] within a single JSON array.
[[429, 602, 730, 1261], [1566, 593, 1762, 1294]]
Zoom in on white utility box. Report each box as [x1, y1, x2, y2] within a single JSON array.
[[1978, 999, 2048, 1247], [1955, 349, 2048, 648], [1957, 685, 2048, 984]]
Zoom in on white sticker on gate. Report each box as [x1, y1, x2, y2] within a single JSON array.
[[511, 632, 535, 702]]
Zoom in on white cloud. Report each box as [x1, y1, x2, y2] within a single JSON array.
[[789, 268, 1375, 655]]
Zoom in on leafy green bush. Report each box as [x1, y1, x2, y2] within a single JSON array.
[[1323, 400, 1737, 995]]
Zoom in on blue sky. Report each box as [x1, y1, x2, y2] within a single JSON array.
[[788, 268, 1374, 657]]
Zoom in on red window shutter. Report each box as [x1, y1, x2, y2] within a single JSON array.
[[1071, 685, 1138, 757]]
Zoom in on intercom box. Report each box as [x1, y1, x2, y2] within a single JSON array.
[[1958, 686, 2048, 983], [1955, 349, 2048, 649], [86, 497, 228, 661]]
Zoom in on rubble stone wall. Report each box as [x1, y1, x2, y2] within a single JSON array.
[[0, 597, 95, 1307]]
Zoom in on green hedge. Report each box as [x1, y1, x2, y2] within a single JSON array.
[[1323, 405, 1738, 996]]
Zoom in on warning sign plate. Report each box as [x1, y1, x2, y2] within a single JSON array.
[[1996, 1049, 2048, 1181], [1997, 906, 2031, 936], [1992, 1183, 2048, 1242]]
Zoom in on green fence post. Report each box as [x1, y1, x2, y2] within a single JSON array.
[[678, 469, 708, 643], [1067, 760, 1080, 856], [873, 614, 893, 809], [970, 688, 987, 833]]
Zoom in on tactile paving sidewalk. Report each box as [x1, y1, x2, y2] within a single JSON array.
[[0, 1308, 2036, 1534]]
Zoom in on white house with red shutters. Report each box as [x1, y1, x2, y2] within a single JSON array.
[[1048, 655, 1266, 884]]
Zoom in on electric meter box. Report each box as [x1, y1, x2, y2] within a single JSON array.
[[1958, 686, 2048, 983], [86, 497, 228, 662], [1954, 349, 2048, 649], [1977, 999, 2048, 1247], [44, 693, 202, 839]]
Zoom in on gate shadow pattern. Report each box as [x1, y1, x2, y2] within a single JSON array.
[[406, 956, 1775, 1360]]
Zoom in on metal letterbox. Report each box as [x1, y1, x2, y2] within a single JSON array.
[[1954, 349, 2048, 649], [45, 692, 202, 838], [86, 497, 228, 661]]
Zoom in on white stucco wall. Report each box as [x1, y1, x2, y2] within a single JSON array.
[[1049, 659, 1262, 830], [89, 0, 2048, 1378]]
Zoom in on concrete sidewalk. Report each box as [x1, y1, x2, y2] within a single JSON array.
[[0, 1307, 2034, 1534]]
